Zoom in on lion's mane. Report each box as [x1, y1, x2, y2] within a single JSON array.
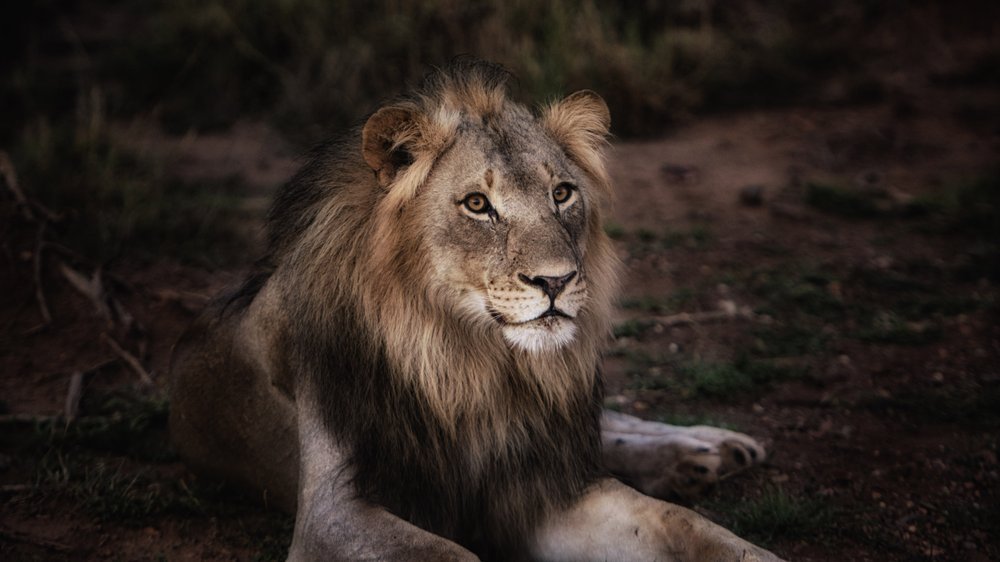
[[241, 61, 618, 558]]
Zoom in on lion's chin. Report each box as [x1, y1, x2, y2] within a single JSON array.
[[501, 317, 577, 354]]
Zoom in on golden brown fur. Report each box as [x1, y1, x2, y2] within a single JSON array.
[[173, 61, 617, 558], [170, 60, 783, 562]]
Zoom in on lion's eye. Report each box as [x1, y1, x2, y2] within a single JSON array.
[[462, 193, 492, 214], [553, 183, 575, 205]]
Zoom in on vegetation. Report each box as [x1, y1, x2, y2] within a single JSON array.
[[3, 0, 894, 144], [0, 1, 919, 261], [805, 182, 886, 219], [708, 487, 834, 545]]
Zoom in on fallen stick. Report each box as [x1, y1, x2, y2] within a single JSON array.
[[652, 306, 755, 328], [0, 150, 33, 220], [60, 262, 113, 323], [0, 150, 60, 223], [0, 484, 33, 494], [0, 413, 60, 425], [0, 528, 74, 553], [64, 371, 85, 423], [101, 333, 154, 386], [32, 223, 52, 326]]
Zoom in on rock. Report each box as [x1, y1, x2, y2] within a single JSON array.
[[769, 201, 807, 220], [739, 184, 765, 206], [660, 163, 700, 184]]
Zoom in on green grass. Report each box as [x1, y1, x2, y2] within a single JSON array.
[[3, 0, 899, 147], [858, 386, 1000, 428], [709, 487, 834, 545], [748, 265, 843, 319], [604, 222, 626, 240], [21, 389, 183, 523], [14, 111, 252, 264], [673, 356, 810, 399], [804, 182, 886, 219], [909, 174, 1000, 280], [748, 325, 829, 358], [678, 361, 755, 397], [620, 288, 696, 314], [854, 311, 942, 345], [75, 462, 200, 522], [15, 388, 296, 544], [613, 319, 656, 339], [662, 225, 715, 249], [652, 412, 737, 430], [32, 391, 173, 462], [2, 0, 922, 268]]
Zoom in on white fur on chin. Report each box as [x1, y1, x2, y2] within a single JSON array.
[[502, 318, 578, 354]]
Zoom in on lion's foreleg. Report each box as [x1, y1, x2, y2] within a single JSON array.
[[601, 410, 766, 500], [288, 392, 477, 562], [529, 479, 784, 562]]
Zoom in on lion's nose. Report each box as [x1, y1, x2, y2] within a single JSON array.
[[518, 271, 577, 300]]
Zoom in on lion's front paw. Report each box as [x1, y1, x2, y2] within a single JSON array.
[[601, 411, 769, 501], [682, 425, 766, 476]]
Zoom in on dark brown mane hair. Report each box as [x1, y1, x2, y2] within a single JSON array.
[[251, 60, 617, 559]]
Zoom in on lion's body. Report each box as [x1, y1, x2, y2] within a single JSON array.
[[170, 61, 783, 561]]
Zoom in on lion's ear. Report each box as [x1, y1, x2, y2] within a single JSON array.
[[541, 90, 611, 189], [362, 106, 421, 187], [542, 90, 610, 150]]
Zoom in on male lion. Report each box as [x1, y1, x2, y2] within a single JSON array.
[[169, 61, 783, 561]]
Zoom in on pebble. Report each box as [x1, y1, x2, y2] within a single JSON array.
[[739, 185, 765, 206]]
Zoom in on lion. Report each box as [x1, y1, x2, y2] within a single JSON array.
[[169, 60, 783, 561]]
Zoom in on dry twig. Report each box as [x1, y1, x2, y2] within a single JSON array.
[[60, 262, 113, 323], [101, 332, 154, 386], [0, 484, 33, 494], [652, 301, 756, 327], [0, 150, 33, 220], [0, 150, 60, 223], [0, 528, 74, 553], [0, 413, 61, 425], [64, 371, 85, 423], [32, 223, 52, 326]]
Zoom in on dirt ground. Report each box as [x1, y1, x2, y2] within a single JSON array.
[[2, 81, 998, 561]]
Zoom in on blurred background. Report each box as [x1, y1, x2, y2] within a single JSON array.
[[1, 1, 997, 560]]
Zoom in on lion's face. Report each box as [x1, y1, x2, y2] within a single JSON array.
[[361, 80, 613, 355], [413, 113, 597, 353]]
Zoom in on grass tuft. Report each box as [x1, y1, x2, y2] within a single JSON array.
[[613, 319, 656, 339], [719, 487, 834, 544], [805, 182, 884, 219]]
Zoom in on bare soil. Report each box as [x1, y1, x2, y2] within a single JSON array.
[[2, 86, 997, 560]]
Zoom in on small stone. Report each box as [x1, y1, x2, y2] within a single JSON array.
[[770, 202, 807, 220], [660, 163, 700, 184], [667, 342, 679, 354], [739, 185, 765, 206], [606, 395, 628, 407], [752, 403, 765, 414], [718, 299, 738, 316]]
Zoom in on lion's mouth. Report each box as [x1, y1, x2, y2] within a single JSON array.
[[489, 306, 573, 326], [538, 308, 572, 320]]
